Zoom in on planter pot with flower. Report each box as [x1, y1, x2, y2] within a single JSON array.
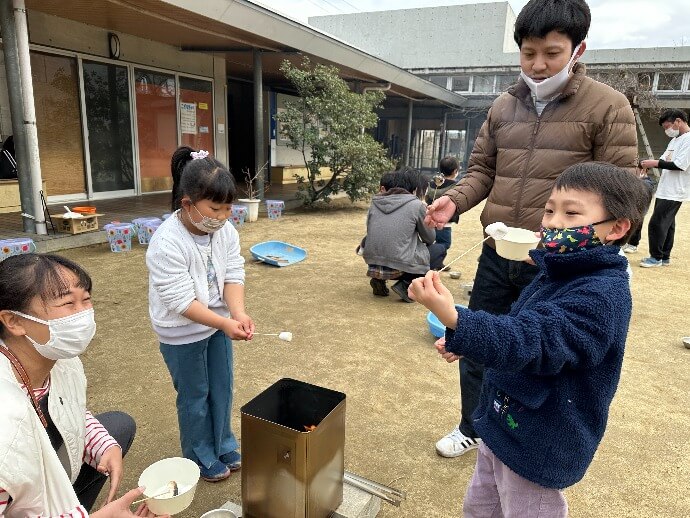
[[235, 162, 268, 222]]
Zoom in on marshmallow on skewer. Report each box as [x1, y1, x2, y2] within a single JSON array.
[[485, 221, 509, 240], [278, 332, 293, 342]]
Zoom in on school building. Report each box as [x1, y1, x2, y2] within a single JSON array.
[[310, 2, 690, 172], [0, 0, 464, 233]]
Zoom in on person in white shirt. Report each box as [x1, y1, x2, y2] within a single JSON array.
[[639, 109, 690, 267], [0, 253, 163, 518], [147, 148, 254, 483]]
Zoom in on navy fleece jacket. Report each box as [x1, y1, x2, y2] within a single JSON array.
[[445, 245, 631, 489]]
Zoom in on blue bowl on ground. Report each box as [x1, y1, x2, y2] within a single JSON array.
[[427, 304, 467, 338], [249, 241, 307, 267]]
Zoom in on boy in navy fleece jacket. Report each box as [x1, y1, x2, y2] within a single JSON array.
[[410, 162, 651, 516]]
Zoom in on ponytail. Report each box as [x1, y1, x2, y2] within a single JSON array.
[[171, 146, 195, 211]]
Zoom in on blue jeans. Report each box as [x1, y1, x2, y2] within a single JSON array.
[[458, 244, 538, 438], [436, 227, 452, 251], [160, 330, 238, 468]]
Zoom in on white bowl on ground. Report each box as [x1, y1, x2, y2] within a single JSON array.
[[682, 337, 690, 349], [495, 227, 541, 261], [138, 457, 200, 515], [200, 510, 239, 518]]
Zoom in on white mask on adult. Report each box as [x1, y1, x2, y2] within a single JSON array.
[[11, 308, 96, 360], [520, 43, 582, 101], [665, 127, 680, 139]]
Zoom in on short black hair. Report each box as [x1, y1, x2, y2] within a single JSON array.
[[380, 171, 396, 191], [658, 109, 688, 126], [170, 147, 236, 211], [388, 166, 426, 198], [0, 254, 93, 338], [554, 162, 652, 245], [439, 156, 459, 176], [514, 0, 591, 50]]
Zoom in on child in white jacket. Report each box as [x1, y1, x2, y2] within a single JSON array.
[[147, 147, 254, 482]]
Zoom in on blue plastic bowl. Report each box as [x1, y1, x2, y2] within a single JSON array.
[[249, 241, 307, 267], [427, 304, 467, 338]]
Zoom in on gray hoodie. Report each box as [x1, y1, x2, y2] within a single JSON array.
[[362, 193, 436, 274]]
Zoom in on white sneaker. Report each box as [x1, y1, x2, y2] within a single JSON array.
[[435, 428, 482, 458], [622, 244, 637, 254]]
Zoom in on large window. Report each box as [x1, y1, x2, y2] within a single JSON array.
[[428, 76, 449, 88], [471, 75, 494, 93], [495, 74, 516, 93], [31, 52, 86, 196], [135, 69, 177, 192], [451, 75, 470, 92], [179, 77, 214, 155], [82, 60, 134, 194], [657, 72, 684, 91]]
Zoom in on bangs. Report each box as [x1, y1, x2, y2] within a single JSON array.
[[36, 259, 93, 304]]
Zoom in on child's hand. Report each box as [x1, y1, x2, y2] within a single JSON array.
[[434, 337, 461, 363], [409, 271, 457, 329], [233, 311, 255, 340], [223, 319, 249, 341]]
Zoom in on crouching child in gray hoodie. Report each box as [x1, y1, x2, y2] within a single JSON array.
[[363, 166, 447, 302]]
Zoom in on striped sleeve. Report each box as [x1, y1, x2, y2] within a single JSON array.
[[83, 411, 120, 468], [0, 489, 88, 517]]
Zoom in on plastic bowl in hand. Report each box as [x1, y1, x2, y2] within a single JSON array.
[[138, 457, 200, 515], [495, 227, 540, 261]]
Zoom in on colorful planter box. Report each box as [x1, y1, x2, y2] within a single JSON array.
[[104, 223, 133, 252], [0, 237, 36, 261]]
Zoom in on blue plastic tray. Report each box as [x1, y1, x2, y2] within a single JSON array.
[[427, 304, 467, 338], [249, 241, 307, 267]]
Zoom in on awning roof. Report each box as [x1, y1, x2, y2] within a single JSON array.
[[24, 0, 466, 107]]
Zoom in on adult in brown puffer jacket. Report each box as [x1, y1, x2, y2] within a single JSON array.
[[425, 0, 638, 464]]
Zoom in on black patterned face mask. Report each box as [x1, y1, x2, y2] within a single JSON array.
[[540, 219, 613, 254]]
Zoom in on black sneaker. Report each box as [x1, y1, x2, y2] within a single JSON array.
[[391, 280, 413, 303], [370, 278, 389, 296]]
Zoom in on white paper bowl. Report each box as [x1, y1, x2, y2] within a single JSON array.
[[200, 510, 238, 518], [138, 457, 200, 515], [682, 337, 690, 349], [495, 227, 541, 261]]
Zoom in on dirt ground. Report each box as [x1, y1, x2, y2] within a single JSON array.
[[59, 199, 690, 517]]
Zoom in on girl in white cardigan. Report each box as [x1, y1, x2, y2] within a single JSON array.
[[146, 148, 254, 482]]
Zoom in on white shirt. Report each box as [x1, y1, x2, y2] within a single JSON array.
[[656, 131, 690, 202]]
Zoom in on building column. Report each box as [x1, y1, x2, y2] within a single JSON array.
[[403, 99, 413, 166], [439, 111, 448, 160], [0, 0, 45, 233], [253, 48, 265, 199]]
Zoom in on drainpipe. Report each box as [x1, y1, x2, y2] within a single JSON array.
[[0, 0, 45, 233], [253, 48, 264, 199], [403, 99, 413, 166], [439, 111, 448, 160]]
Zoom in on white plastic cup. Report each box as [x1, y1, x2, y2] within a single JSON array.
[[138, 457, 200, 515], [494, 227, 540, 261]]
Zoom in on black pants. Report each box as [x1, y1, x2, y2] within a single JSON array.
[[398, 243, 447, 283], [73, 411, 136, 512], [628, 223, 643, 247], [647, 198, 683, 260], [458, 245, 538, 438]]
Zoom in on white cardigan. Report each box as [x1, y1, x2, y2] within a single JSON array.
[[0, 351, 86, 517], [146, 211, 245, 330]]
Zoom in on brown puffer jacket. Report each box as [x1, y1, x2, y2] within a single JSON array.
[[446, 63, 638, 244]]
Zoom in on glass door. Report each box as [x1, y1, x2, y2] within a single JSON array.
[[134, 69, 177, 192], [179, 76, 214, 155], [82, 60, 134, 196]]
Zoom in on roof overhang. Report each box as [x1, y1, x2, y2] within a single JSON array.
[[24, 0, 465, 107]]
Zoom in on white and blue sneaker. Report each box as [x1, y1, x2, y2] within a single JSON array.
[[662, 259, 671, 266], [639, 257, 663, 268]]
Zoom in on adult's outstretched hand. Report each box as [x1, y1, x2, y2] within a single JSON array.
[[425, 196, 456, 229]]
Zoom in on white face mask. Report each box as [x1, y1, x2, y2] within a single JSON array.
[[520, 43, 582, 101], [11, 308, 96, 360], [665, 127, 680, 138], [187, 204, 226, 233]]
